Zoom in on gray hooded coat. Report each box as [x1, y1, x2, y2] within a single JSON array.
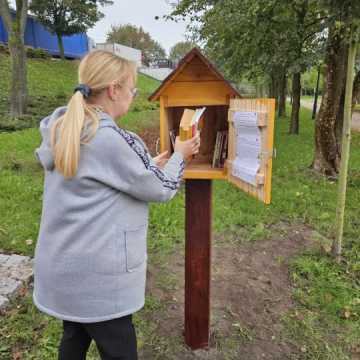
[[33, 107, 185, 323]]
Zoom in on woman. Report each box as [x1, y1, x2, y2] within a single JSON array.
[[33, 50, 200, 360]]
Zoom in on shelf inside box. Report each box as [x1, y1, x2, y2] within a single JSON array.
[[184, 162, 227, 180], [165, 105, 229, 178]]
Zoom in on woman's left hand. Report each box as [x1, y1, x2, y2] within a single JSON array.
[[153, 151, 169, 168]]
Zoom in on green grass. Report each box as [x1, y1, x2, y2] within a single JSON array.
[[0, 53, 159, 131], [1, 106, 359, 359], [1, 54, 360, 358]]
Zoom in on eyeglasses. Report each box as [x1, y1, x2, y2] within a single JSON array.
[[116, 82, 138, 98], [128, 87, 139, 98]]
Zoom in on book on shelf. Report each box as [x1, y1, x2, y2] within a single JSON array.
[[212, 130, 228, 168], [212, 132, 218, 168], [220, 132, 228, 168]]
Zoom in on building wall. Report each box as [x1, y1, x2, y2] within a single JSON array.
[[0, 11, 89, 59], [95, 43, 142, 67]]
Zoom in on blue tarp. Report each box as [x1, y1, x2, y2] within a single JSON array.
[[0, 11, 89, 59]]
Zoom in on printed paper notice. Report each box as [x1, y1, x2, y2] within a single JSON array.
[[232, 111, 261, 185]]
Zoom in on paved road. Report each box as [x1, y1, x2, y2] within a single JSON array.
[[301, 99, 360, 132]]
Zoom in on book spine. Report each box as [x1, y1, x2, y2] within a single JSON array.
[[220, 131, 228, 168], [180, 126, 191, 141], [212, 131, 220, 168], [216, 132, 224, 168], [217, 131, 223, 168]]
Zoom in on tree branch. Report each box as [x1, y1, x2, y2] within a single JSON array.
[[0, 0, 13, 33], [19, 0, 29, 35], [301, 29, 320, 46], [304, 15, 330, 29]]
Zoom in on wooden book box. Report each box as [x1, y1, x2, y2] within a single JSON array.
[[149, 48, 275, 204]]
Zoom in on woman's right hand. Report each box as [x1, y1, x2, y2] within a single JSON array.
[[174, 133, 201, 159]]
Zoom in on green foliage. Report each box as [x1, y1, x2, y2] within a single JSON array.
[[170, 0, 325, 82], [26, 47, 51, 59], [106, 24, 166, 66], [301, 67, 323, 94], [29, 0, 113, 58], [169, 41, 196, 62], [29, 0, 113, 36]]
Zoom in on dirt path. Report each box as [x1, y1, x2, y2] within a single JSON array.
[[352, 111, 360, 131], [140, 224, 314, 359], [301, 99, 360, 132]]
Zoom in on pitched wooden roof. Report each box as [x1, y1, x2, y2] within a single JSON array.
[[148, 47, 241, 101]]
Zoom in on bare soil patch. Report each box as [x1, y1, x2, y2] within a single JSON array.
[[139, 125, 160, 156], [141, 224, 314, 360]]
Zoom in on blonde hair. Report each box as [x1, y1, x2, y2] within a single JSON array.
[[50, 50, 137, 178]]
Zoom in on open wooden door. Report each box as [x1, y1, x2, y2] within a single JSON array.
[[226, 98, 275, 204]]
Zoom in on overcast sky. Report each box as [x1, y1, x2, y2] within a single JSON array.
[[9, 0, 190, 55], [87, 1, 190, 55]]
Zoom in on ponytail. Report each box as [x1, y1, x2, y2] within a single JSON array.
[[50, 91, 99, 178], [50, 50, 137, 179]]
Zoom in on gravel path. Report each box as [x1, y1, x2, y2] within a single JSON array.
[[0, 254, 33, 310]]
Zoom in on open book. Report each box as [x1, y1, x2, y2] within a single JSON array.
[[179, 107, 206, 141]]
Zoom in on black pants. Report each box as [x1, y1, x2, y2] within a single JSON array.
[[58, 315, 138, 360]]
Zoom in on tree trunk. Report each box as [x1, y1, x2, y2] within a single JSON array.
[[269, 74, 276, 98], [312, 66, 321, 119], [278, 71, 287, 117], [289, 72, 301, 134], [56, 32, 65, 60], [335, 84, 346, 150], [332, 32, 358, 262], [312, 24, 348, 176], [8, 32, 28, 117], [0, 0, 28, 117]]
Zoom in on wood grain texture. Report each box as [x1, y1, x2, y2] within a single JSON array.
[[159, 96, 170, 154], [185, 180, 212, 349]]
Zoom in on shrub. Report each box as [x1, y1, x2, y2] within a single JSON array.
[[0, 114, 39, 132], [26, 47, 52, 59], [0, 43, 9, 54]]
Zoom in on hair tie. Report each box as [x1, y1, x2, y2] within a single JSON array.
[[74, 84, 92, 98]]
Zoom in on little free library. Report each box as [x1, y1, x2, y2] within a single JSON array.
[[149, 48, 275, 350]]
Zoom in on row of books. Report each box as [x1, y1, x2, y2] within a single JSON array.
[[169, 128, 228, 168], [212, 130, 228, 168]]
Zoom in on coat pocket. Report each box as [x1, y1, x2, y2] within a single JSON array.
[[124, 225, 148, 272]]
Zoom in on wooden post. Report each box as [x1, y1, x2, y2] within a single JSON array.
[[332, 29, 358, 262], [185, 179, 212, 349]]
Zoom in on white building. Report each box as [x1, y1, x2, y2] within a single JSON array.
[[95, 43, 142, 67], [138, 67, 173, 81]]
